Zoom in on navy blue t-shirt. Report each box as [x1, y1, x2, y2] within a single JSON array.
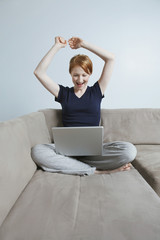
[[55, 81, 104, 127]]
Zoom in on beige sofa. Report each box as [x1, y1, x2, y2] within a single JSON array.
[[0, 108, 160, 240]]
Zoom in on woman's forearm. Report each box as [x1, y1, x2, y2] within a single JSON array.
[[81, 40, 115, 62], [34, 43, 61, 74]]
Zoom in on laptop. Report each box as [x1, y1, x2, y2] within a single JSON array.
[[52, 126, 104, 156]]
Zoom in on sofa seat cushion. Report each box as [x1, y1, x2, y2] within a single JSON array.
[[132, 145, 160, 197], [0, 168, 160, 240]]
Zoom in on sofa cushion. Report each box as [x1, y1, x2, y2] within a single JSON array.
[[0, 168, 160, 240], [0, 119, 37, 226], [38, 109, 63, 142], [101, 108, 160, 144], [132, 145, 160, 197], [20, 112, 51, 147], [39, 108, 160, 144]]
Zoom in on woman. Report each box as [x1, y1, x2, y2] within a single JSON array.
[[32, 36, 137, 175]]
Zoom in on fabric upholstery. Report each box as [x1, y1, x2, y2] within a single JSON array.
[[20, 112, 51, 147], [0, 118, 37, 226], [0, 168, 160, 240], [39, 108, 160, 144], [132, 144, 160, 197], [39, 108, 63, 142], [1, 108, 160, 240], [101, 108, 160, 144]]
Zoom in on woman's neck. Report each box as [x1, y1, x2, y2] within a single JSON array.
[[74, 85, 88, 97]]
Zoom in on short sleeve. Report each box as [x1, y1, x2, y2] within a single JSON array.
[[91, 81, 104, 99], [55, 85, 68, 103]]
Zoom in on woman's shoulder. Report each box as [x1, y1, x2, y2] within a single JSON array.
[[89, 81, 99, 90], [58, 84, 73, 90], [56, 84, 71, 95], [89, 81, 104, 98]]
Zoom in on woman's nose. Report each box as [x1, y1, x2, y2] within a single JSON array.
[[78, 76, 83, 82]]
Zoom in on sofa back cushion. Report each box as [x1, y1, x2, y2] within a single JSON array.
[[39, 108, 160, 144], [39, 109, 63, 142], [101, 108, 160, 144], [20, 112, 51, 147], [0, 118, 37, 226]]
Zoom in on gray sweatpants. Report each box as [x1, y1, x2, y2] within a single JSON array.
[[31, 141, 137, 176]]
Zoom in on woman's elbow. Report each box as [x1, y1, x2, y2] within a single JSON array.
[[109, 53, 115, 61], [104, 53, 115, 62], [33, 69, 42, 77], [33, 69, 38, 75], [111, 53, 115, 60]]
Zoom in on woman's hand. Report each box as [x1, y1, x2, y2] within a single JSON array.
[[55, 36, 67, 48], [68, 37, 84, 49]]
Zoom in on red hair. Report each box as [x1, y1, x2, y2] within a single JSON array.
[[69, 54, 93, 75]]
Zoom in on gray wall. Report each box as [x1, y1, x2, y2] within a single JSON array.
[[0, 0, 160, 121]]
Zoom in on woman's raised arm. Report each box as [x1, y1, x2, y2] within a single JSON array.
[[34, 36, 67, 98], [68, 37, 115, 95]]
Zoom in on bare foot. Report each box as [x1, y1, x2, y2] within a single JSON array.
[[95, 163, 132, 174]]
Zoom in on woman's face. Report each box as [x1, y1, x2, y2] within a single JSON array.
[[71, 65, 90, 91]]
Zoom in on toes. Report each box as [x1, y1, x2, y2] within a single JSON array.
[[121, 164, 131, 171], [124, 163, 131, 168], [124, 167, 131, 171], [124, 165, 131, 171]]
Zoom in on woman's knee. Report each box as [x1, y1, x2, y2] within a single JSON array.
[[122, 142, 137, 163], [31, 143, 55, 164]]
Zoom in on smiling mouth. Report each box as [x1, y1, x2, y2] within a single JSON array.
[[76, 82, 84, 86]]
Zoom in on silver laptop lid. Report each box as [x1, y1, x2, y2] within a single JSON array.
[[52, 126, 104, 156]]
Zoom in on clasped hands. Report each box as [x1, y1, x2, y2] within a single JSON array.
[[55, 36, 83, 49]]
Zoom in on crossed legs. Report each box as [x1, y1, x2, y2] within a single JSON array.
[[31, 141, 137, 176]]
